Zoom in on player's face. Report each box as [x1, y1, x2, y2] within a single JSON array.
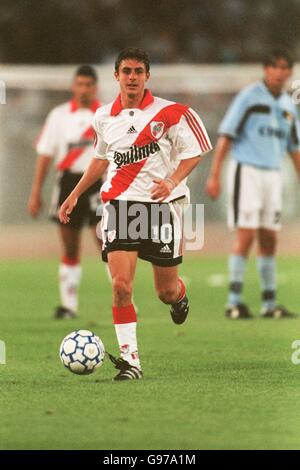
[[71, 76, 97, 106], [115, 59, 150, 99], [264, 58, 292, 93]]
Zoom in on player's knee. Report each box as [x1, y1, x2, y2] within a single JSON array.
[[157, 286, 178, 304], [112, 276, 132, 302], [235, 231, 255, 255], [260, 233, 277, 255]]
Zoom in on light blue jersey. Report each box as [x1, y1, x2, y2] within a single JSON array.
[[219, 81, 300, 169]]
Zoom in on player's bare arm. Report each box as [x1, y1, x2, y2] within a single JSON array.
[[27, 154, 53, 217], [151, 155, 202, 202], [206, 136, 232, 199], [59, 158, 108, 224], [289, 151, 300, 179]]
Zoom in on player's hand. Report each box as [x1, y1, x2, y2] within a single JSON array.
[[206, 176, 221, 199], [151, 178, 176, 203], [27, 193, 42, 218], [58, 194, 78, 224]]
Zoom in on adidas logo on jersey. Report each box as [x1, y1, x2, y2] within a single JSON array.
[[127, 126, 137, 134], [160, 244, 172, 254]]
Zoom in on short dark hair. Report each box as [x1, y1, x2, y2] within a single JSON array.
[[263, 49, 294, 68], [115, 47, 150, 73], [74, 65, 98, 82]]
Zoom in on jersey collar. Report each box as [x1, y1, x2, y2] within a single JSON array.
[[260, 80, 282, 100], [70, 99, 100, 113], [110, 89, 154, 116]]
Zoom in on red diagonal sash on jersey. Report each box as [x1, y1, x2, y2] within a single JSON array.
[[57, 126, 94, 171], [101, 103, 189, 202]]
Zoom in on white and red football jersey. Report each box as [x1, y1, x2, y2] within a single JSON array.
[[93, 90, 212, 203], [36, 99, 100, 173]]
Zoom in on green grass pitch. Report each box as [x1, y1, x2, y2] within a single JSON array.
[[1, 256, 300, 450]]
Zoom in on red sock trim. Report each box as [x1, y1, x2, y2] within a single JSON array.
[[112, 304, 137, 324], [61, 256, 80, 266], [177, 277, 186, 302]]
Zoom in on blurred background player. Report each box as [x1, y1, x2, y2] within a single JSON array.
[[206, 50, 300, 319], [27, 65, 101, 319], [58, 47, 212, 380]]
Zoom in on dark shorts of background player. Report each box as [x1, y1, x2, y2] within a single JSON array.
[[101, 200, 183, 267], [50, 170, 102, 229]]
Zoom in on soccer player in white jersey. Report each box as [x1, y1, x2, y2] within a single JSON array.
[[206, 50, 300, 319], [58, 48, 212, 380], [28, 65, 101, 319]]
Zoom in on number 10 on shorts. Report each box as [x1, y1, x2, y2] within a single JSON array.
[[152, 223, 172, 243]]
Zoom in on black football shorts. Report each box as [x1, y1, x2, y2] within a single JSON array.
[[50, 170, 102, 228], [100, 199, 184, 267]]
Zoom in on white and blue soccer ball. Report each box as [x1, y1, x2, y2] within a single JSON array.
[[59, 330, 105, 375]]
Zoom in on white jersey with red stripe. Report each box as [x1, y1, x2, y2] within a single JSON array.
[[36, 99, 100, 173], [93, 90, 212, 203]]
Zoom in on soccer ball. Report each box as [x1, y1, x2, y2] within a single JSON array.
[[59, 329, 105, 375]]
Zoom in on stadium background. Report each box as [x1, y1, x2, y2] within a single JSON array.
[[1, 0, 300, 450], [1, 0, 300, 257]]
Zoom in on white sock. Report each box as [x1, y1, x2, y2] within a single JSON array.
[[114, 322, 141, 369], [59, 263, 82, 313]]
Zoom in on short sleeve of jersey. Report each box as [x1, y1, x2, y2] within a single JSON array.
[[36, 109, 59, 156], [171, 108, 212, 160], [93, 113, 108, 160], [219, 89, 250, 139]]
